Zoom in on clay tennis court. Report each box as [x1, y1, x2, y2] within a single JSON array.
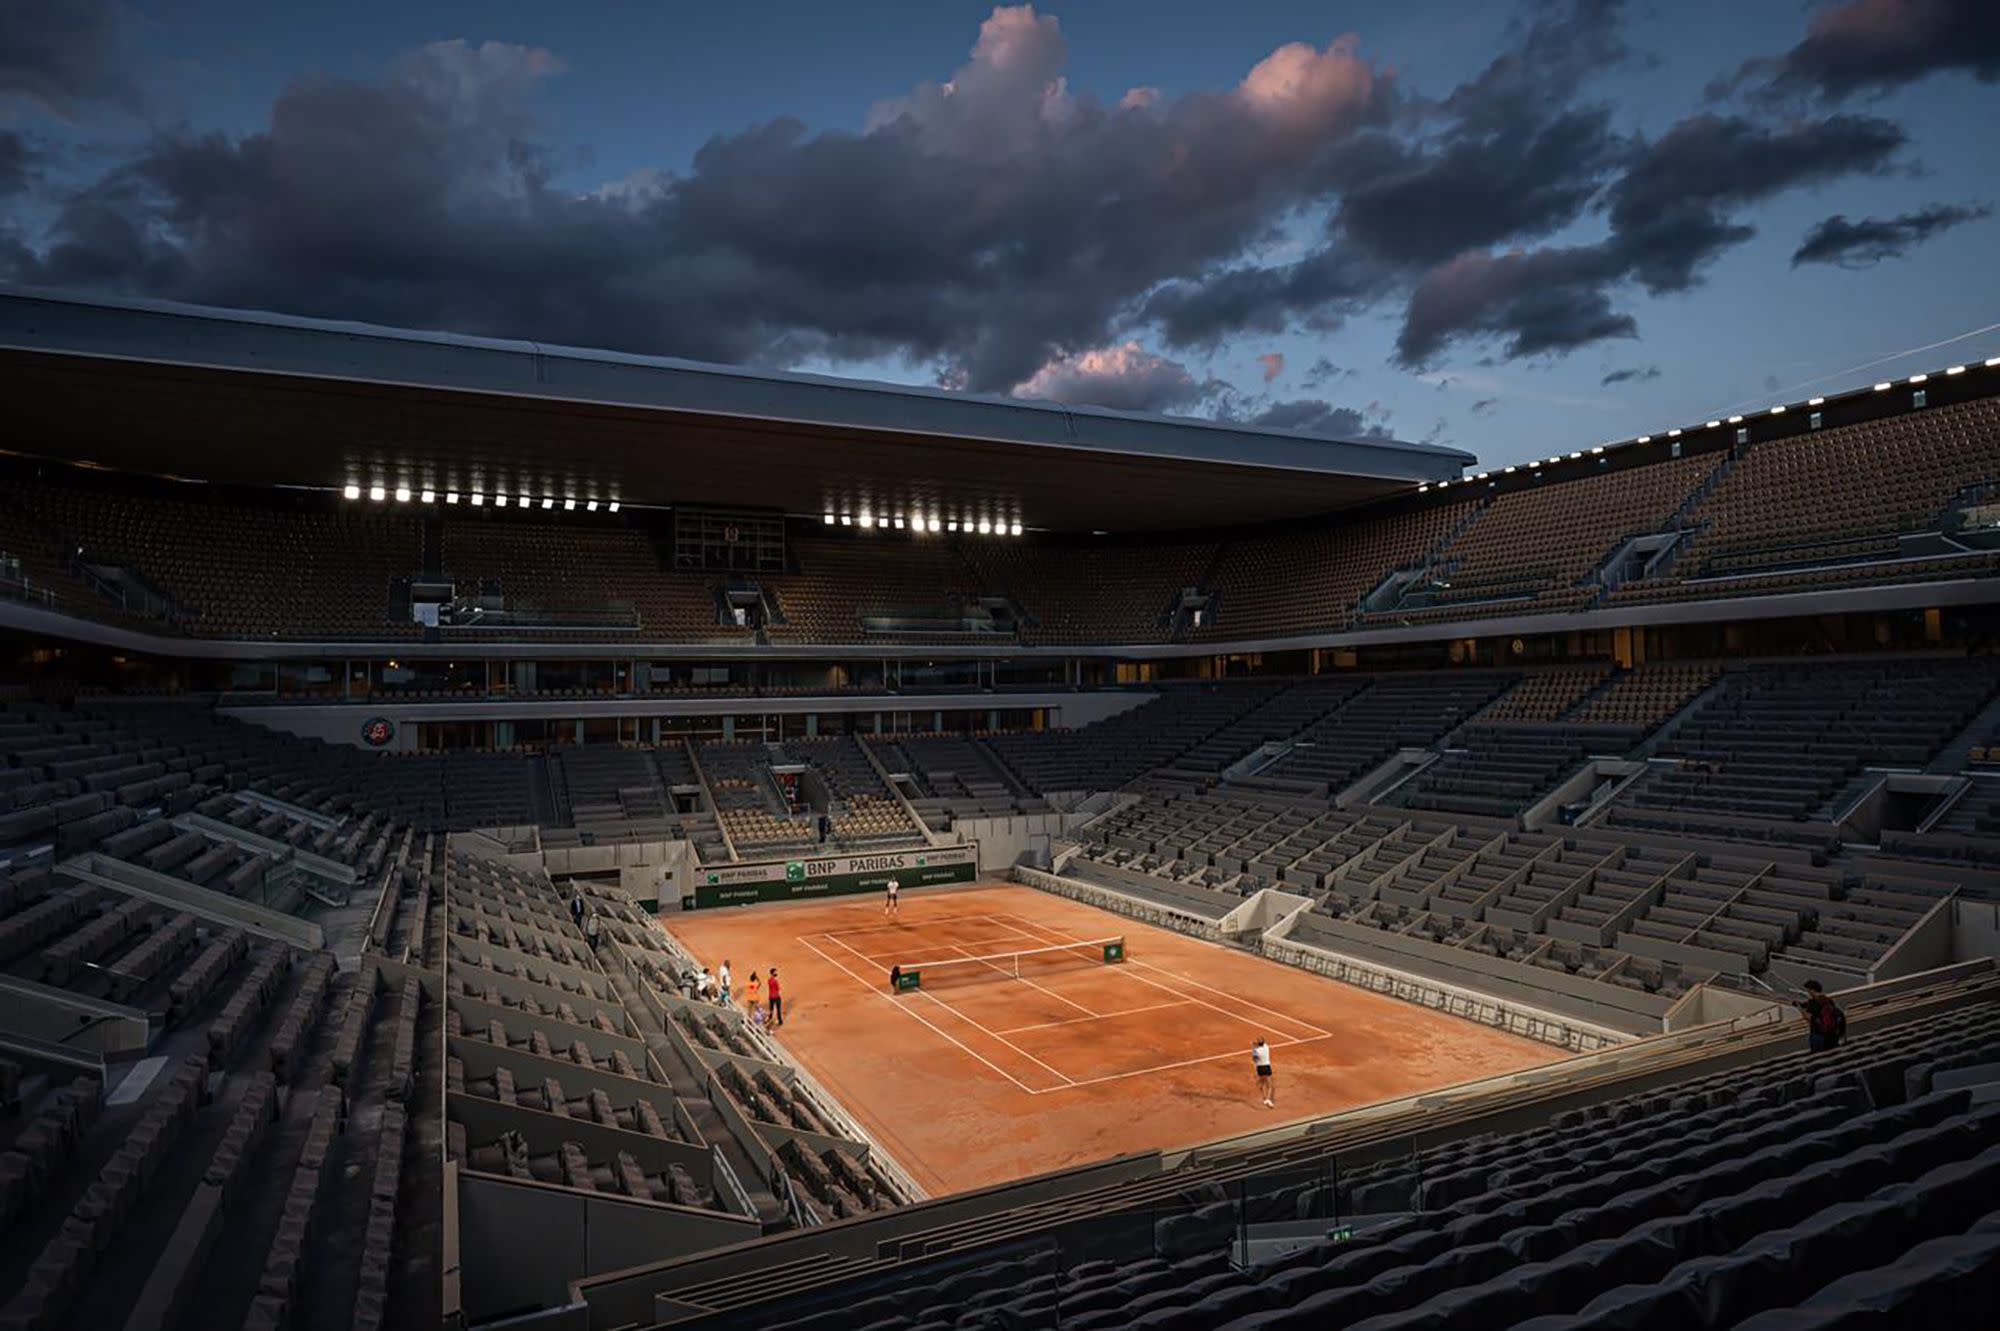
[[662, 884, 1562, 1195]]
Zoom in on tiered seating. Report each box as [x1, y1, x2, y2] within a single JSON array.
[[960, 538, 1216, 644], [550, 745, 679, 843], [1382, 452, 1721, 618], [1618, 395, 2000, 601], [0, 865, 413, 1331], [767, 536, 989, 643], [876, 735, 1039, 827], [1263, 673, 1516, 793], [1481, 666, 1612, 721], [1566, 662, 1716, 727], [22, 475, 423, 638], [1399, 724, 1629, 818], [986, 685, 1286, 793], [1172, 678, 1370, 775], [14, 390, 2000, 649], [788, 737, 920, 845], [1610, 660, 1999, 845], [1190, 500, 1478, 641], [441, 516, 734, 637], [632, 986, 2000, 1330]]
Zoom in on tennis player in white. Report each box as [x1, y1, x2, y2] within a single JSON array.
[[884, 877, 901, 920], [1252, 1038, 1274, 1107]]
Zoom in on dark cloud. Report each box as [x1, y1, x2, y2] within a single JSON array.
[[1723, 0, 2000, 104], [1395, 112, 1906, 365], [3, 10, 1401, 394], [1149, 0, 1631, 346], [1245, 397, 1394, 439], [1469, 397, 1499, 416], [0, 0, 1961, 405], [1398, 245, 1633, 365], [1600, 364, 1660, 385], [1332, 0, 1631, 266], [1144, 247, 1390, 349], [1791, 202, 1992, 267], [0, 128, 34, 195], [0, 0, 142, 118], [1604, 113, 1906, 291]]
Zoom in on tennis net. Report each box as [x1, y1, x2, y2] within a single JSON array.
[[890, 936, 1125, 992]]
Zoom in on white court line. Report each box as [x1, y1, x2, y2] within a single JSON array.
[[933, 941, 1102, 1021], [817, 913, 1027, 945], [797, 911, 1323, 1096], [996, 998, 1193, 1035], [814, 915, 1049, 968], [795, 935, 1053, 1095], [821, 932, 1077, 1086], [997, 911, 1334, 1042], [1057, 1033, 1329, 1091]]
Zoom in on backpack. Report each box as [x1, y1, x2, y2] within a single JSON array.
[[1812, 998, 1845, 1040]]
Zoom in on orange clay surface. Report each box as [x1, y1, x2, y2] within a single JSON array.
[[662, 884, 1563, 1195]]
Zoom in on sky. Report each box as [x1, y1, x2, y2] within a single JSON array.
[[1, 0, 1996, 469]]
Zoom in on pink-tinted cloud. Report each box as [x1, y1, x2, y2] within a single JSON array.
[[1012, 342, 1206, 413], [1257, 352, 1285, 383]]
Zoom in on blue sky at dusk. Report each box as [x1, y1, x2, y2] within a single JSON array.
[[2, 0, 1996, 468]]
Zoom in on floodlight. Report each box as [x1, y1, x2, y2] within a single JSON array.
[[395, 487, 411, 502], [342, 484, 360, 500], [368, 485, 385, 501], [420, 490, 435, 504]]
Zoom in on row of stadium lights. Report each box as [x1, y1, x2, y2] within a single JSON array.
[[1417, 357, 2000, 493], [824, 512, 1024, 536], [340, 484, 619, 513]]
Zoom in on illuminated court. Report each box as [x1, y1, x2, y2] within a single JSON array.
[[663, 885, 1563, 1194]]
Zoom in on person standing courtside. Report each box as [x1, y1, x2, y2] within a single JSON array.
[[885, 877, 901, 920], [1251, 1038, 1275, 1107], [767, 967, 784, 1027], [719, 959, 733, 1006]]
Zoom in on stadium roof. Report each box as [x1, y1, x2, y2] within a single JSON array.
[[0, 286, 1470, 532]]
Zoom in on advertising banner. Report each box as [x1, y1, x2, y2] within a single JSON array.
[[683, 844, 978, 909]]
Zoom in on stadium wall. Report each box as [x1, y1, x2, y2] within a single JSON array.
[[212, 689, 1151, 749]]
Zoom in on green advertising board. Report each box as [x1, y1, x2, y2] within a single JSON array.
[[682, 844, 979, 910]]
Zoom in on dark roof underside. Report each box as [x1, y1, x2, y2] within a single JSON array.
[[0, 288, 1469, 533]]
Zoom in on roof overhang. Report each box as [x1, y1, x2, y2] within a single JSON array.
[[0, 287, 1470, 532]]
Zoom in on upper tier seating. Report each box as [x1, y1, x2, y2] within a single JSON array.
[[1614, 394, 2000, 603], [23, 476, 424, 639], [440, 517, 737, 639], [1379, 450, 1722, 620], [9, 380, 2000, 648], [1190, 500, 1478, 642], [961, 538, 1218, 645]]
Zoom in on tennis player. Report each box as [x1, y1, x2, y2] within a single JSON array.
[[884, 877, 901, 920], [1251, 1038, 1274, 1107]]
